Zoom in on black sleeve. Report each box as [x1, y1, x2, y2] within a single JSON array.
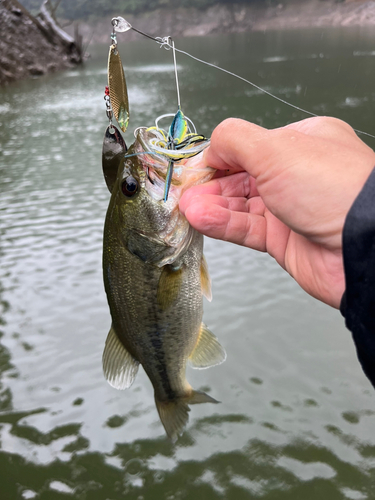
[[341, 167, 375, 387]]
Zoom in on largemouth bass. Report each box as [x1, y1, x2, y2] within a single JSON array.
[[102, 127, 226, 441]]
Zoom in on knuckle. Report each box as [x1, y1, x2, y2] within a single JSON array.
[[315, 116, 352, 130], [212, 118, 245, 142]]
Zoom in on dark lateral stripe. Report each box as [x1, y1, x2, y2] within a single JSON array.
[[150, 331, 176, 400]]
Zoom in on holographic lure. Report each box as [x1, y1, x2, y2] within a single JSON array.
[[165, 107, 188, 202]]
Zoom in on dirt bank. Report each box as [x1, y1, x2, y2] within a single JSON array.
[[72, 0, 375, 45], [0, 0, 82, 86]]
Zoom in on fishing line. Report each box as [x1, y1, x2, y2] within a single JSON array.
[[169, 44, 375, 140], [172, 40, 181, 109], [124, 151, 160, 158], [174, 46, 320, 118], [111, 17, 375, 140]]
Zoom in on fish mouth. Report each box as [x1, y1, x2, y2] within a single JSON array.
[[134, 127, 215, 203]]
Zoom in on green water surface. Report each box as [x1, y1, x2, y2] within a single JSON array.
[[0, 26, 375, 500]]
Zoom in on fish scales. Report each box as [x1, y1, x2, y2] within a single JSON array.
[[104, 195, 203, 401]]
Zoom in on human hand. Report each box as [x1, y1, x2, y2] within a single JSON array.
[[179, 117, 375, 308]]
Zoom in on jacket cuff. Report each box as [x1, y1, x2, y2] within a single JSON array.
[[340, 290, 346, 318], [341, 166, 375, 386]]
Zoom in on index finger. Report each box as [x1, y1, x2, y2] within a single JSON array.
[[180, 171, 259, 215]]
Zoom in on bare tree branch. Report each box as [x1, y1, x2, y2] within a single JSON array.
[[61, 20, 74, 28], [51, 0, 62, 17]]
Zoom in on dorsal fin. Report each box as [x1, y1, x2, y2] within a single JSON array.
[[102, 326, 139, 389], [188, 323, 226, 369]]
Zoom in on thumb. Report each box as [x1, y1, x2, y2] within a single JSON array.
[[205, 118, 273, 177]]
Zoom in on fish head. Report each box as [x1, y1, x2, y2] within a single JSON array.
[[106, 127, 214, 266]]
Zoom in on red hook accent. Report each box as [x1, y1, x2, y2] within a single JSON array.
[[104, 85, 110, 96]]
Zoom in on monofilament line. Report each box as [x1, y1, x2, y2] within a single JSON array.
[[172, 40, 181, 109], [169, 44, 375, 140], [174, 46, 319, 119], [122, 21, 375, 140]]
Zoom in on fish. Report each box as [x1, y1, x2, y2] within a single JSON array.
[[102, 127, 226, 441], [102, 41, 226, 442]]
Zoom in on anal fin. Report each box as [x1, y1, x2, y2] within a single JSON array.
[[188, 323, 226, 369], [102, 326, 139, 390]]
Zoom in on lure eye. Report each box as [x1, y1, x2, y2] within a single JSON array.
[[121, 176, 138, 197]]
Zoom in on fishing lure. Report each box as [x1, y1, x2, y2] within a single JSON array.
[[103, 15, 374, 191], [104, 18, 210, 202], [105, 15, 374, 141]]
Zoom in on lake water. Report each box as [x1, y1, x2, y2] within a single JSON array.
[[1, 26, 375, 500]]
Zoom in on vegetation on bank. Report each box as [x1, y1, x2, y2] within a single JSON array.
[[18, 0, 340, 20]]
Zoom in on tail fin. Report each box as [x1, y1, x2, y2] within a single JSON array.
[[155, 390, 219, 442]]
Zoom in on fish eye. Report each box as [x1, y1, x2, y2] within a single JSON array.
[[121, 176, 138, 197]]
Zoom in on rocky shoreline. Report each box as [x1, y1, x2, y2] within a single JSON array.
[[0, 0, 83, 86], [73, 0, 375, 44]]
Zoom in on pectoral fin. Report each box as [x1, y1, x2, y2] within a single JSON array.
[[102, 326, 139, 389], [157, 265, 184, 311], [200, 255, 212, 302], [188, 323, 226, 369]]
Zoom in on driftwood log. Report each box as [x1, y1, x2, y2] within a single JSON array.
[[37, 0, 82, 62]]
